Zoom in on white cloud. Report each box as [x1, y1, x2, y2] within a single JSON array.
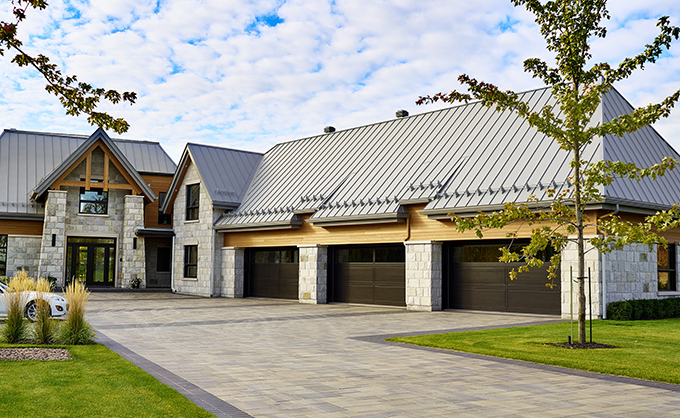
[[0, 0, 678, 163]]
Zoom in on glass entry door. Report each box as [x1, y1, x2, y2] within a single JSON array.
[[66, 237, 116, 286]]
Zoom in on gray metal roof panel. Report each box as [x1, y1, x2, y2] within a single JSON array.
[[185, 143, 263, 207], [217, 85, 680, 228]]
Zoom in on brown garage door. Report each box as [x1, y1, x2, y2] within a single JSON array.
[[332, 245, 405, 307], [246, 247, 299, 299], [444, 241, 560, 315]]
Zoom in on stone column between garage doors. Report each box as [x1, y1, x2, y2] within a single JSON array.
[[298, 244, 328, 304], [221, 246, 244, 297], [404, 241, 442, 311]]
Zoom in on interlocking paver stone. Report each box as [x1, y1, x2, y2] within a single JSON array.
[[88, 293, 680, 417]]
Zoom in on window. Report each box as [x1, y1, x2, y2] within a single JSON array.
[[658, 244, 676, 291], [158, 192, 172, 225], [186, 184, 200, 221], [157, 247, 171, 272], [253, 249, 299, 264], [184, 245, 198, 278], [79, 187, 108, 214], [0, 234, 7, 276]]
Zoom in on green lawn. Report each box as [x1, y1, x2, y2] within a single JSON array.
[[388, 319, 680, 385], [0, 344, 215, 418]]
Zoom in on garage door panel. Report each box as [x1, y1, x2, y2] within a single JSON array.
[[452, 288, 506, 310], [452, 264, 507, 286], [332, 246, 405, 307], [507, 289, 560, 314], [247, 248, 299, 300]]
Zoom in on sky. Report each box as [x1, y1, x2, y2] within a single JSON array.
[[0, 0, 679, 163]]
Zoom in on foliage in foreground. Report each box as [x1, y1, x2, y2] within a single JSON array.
[[607, 298, 680, 321], [1, 271, 34, 343], [388, 319, 680, 384], [57, 281, 95, 345], [0, 344, 215, 418], [32, 278, 58, 344], [417, 0, 680, 344]]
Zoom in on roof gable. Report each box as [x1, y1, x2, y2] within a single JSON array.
[[31, 129, 156, 202], [161, 143, 263, 213]]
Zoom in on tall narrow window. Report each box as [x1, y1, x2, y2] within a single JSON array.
[[186, 184, 200, 221], [0, 234, 7, 276], [184, 245, 198, 278], [158, 192, 172, 225], [658, 244, 676, 291], [79, 187, 108, 214]]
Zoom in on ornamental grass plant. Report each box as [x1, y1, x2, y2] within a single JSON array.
[[57, 280, 95, 345], [1, 271, 34, 343], [32, 277, 57, 344]]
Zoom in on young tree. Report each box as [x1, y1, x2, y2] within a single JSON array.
[[0, 1, 136, 134], [418, 0, 680, 344]]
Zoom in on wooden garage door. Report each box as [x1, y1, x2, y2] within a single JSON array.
[[332, 245, 405, 307], [246, 247, 299, 299], [444, 241, 560, 315]]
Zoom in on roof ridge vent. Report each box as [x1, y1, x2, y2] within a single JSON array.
[[324, 126, 336, 133], [396, 109, 409, 118]]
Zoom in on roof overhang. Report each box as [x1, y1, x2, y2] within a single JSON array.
[[0, 212, 44, 221], [215, 219, 304, 232], [307, 212, 410, 227], [135, 228, 175, 238]]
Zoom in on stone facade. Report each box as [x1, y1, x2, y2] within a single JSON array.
[[6, 235, 42, 277], [120, 195, 146, 289], [298, 245, 328, 304], [172, 162, 221, 296], [560, 239, 601, 319], [405, 241, 442, 311], [221, 247, 244, 297], [38, 190, 67, 283]]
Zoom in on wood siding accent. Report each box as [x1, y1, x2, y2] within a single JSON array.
[[142, 174, 174, 229], [223, 204, 602, 248], [0, 219, 43, 236], [602, 212, 680, 243]]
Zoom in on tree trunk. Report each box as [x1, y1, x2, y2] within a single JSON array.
[[573, 116, 587, 344]]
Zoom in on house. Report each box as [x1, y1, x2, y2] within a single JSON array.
[[0, 128, 176, 288], [2, 85, 679, 319]]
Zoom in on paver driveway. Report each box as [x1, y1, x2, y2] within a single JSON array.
[[88, 293, 680, 418]]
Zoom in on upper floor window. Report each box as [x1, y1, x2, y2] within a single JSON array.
[[186, 184, 200, 221], [158, 192, 172, 225], [0, 234, 7, 276], [658, 244, 676, 291], [79, 187, 108, 214]]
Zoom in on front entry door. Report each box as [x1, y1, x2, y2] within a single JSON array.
[[66, 237, 116, 287]]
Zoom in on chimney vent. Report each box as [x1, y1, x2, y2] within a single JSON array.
[[324, 126, 336, 133], [396, 109, 409, 118]]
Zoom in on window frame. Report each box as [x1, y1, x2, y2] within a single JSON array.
[[185, 184, 200, 221], [79, 187, 108, 215], [184, 245, 198, 278], [658, 243, 677, 291]]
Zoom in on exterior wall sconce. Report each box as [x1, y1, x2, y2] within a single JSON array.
[[133, 237, 137, 250], [51, 234, 56, 247]]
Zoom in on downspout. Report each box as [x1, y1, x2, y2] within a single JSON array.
[[209, 228, 215, 298], [170, 235, 176, 293]]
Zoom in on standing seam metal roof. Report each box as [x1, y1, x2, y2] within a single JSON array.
[[216, 85, 680, 229]]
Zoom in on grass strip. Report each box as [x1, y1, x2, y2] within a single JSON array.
[[387, 318, 680, 385], [0, 344, 215, 418]]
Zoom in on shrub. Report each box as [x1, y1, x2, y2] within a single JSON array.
[[1, 271, 34, 343], [607, 297, 680, 321], [32, 278, 58, 344], [46, 275, 57, 291], [57, 281, 95, 345], [130, 277, 141, 289]]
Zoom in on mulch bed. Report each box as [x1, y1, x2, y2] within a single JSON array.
[[0, 347, 73, 361], [548, 342, 617, 349]]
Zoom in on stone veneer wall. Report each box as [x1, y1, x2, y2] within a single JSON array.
[[602, 244, 657, 308], [6, 235, 42, 277], [120, 195, 146, 289], [38, 190, 67, 284], [405, 241, 442, 311], [172, 162, 217, 296], [221, 247, 244, 297], [298, 245, 328, 304], [560, 240, 600, 319]]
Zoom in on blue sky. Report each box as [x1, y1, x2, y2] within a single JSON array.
[[0, 0, 679, 162]]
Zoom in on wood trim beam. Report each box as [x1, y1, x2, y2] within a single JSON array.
[[58, 180, 133, 190], [85, 151, 92, 190], [104, 154, 109, 191]]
